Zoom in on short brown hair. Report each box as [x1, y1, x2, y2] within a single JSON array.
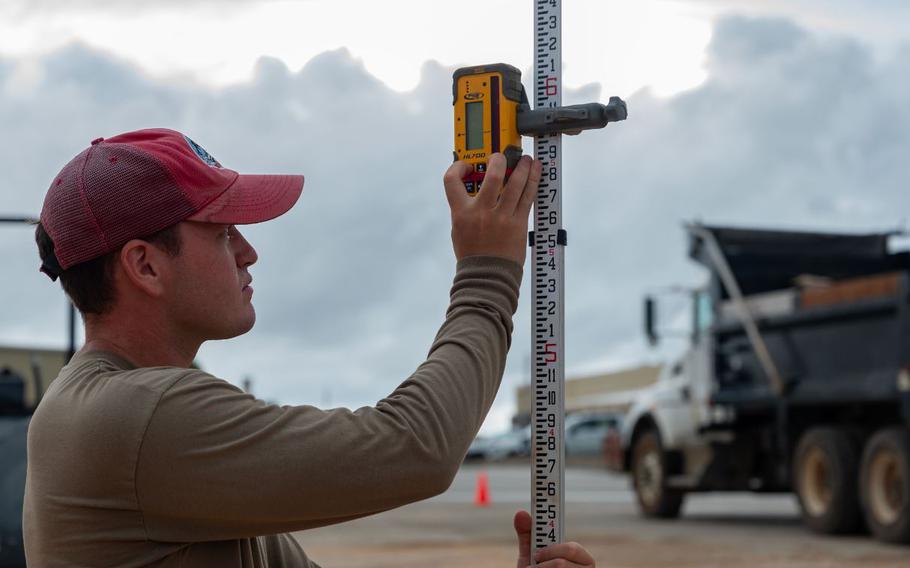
[[35, 222, 182, 315]]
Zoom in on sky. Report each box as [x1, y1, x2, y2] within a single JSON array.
[[1, 0, 909, 434]]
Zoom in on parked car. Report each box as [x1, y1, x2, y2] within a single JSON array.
[[465, 426, 531, 461], [565, 412, 623, 456]]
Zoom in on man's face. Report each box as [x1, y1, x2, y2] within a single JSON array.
[[165, 221, 259, 341]]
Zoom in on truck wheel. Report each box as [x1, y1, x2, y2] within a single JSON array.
[[793, 427, 863, 534], [859, 428, 910, 543], [631, 430, 684, 518]]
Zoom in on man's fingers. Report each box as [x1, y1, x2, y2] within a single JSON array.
[[534, 542, 595, 567], [514, 510, 533, 568], [476, 153, 506, 208], [516, 158, 542, 217], [443, 161, 474, 209], [497, 155, 532, 214]]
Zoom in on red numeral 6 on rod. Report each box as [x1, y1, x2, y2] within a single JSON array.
[[545, 77, 557, 96]]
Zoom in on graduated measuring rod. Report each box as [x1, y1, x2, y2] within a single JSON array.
[[452, 1, 627, 559]]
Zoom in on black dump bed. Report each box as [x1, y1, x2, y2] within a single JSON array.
[[688, 225, 909, 299], [689, 225, 910, 409]]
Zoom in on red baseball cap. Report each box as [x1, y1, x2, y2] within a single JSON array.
[[39, 128, 303, 278]]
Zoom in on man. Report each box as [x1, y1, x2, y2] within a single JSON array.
[[25, 128, 596, 567]]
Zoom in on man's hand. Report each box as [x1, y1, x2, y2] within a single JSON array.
[[444, 154, 542, 266], [514, 510, 595, 568]]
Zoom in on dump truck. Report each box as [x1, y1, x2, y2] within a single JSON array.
[[605, 223, 910, 543]]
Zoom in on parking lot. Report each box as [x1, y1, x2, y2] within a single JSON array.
[[296, 463, 910, 567]]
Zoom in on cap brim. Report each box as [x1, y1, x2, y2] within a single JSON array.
[[187, 173, 304, 224]]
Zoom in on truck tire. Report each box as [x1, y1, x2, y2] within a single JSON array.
[[631, 430, 684, 518], [793, 427, 863, 534], [859, 428, 910, 543]]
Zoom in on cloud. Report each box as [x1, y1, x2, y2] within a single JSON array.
[[1, 15, 909, 430], [2, 0, 274, 17], [559, 15, 910, 368], [689, 0, 910, 52]]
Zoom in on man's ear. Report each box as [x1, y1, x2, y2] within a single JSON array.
[[118, 239, 169, 297]]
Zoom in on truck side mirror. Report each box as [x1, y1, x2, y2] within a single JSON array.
[[644, 295, 659, 347]]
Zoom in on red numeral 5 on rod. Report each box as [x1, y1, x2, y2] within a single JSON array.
[[544, 343, 558, 363]]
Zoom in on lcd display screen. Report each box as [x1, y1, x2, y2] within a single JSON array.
[[466, 102, 483, 150]]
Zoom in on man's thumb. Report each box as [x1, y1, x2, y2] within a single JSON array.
[[514, 510, 533, 567]]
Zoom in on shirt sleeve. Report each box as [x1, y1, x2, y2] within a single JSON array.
[[135, 255, 522, 542]]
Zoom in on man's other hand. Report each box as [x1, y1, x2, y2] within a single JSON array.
[[513, 510, 596, 568], [444, 154, 541, 266]]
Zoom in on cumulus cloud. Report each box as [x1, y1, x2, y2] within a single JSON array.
[[561, 15, 910, 369], [1, 15, 909, 428]]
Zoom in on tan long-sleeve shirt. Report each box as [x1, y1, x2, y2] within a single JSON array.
[[24, 255, 522, 567]]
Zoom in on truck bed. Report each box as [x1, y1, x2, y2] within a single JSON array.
[[712, 270, 910, 407]]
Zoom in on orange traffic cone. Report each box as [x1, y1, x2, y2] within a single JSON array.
[[474, 470, 490, 506]]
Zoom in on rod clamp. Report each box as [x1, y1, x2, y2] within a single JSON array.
[[517, 96, 627, 136]]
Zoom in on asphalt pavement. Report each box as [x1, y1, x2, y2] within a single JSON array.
[[296, 462, 910, 567]]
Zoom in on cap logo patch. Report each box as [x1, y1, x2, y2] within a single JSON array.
[[182, 134, 222, 168]]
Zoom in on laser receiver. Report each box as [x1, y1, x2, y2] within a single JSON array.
[[452, 64, 525, 195], [452, 63, 627, 195]]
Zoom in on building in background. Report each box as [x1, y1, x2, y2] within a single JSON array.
[[513, 365, 661, 428]]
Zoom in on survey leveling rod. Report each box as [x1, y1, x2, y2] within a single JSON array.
[[531, 0, 567, 554], [530, 0, 627, 557], [452, 1, 626, 559]]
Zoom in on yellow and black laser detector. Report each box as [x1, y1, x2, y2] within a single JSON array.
[[452, 64, 525, 194], [453, 63, 627, 195]]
